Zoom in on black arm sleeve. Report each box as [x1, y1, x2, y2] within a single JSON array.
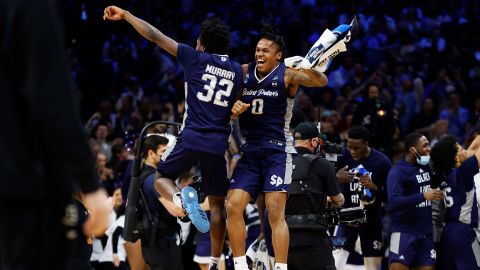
[[111, 227, 123, 254], [1, 0, 99, 193], [314, 159, 341, 196]]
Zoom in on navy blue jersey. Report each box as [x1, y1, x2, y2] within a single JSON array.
[[387, 158, 433, 234], [177, 44, 243, 156], [336, 148, 392, 220], [442, 155, 479, 227], [239, 63, 295, 153]]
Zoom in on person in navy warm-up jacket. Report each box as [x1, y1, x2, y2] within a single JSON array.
[[386, 133, 445, 270]]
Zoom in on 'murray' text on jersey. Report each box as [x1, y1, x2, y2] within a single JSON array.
[[205, 64, 235, 80]]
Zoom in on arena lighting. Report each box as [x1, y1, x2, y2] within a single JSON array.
[[377, 109, 386, 117]]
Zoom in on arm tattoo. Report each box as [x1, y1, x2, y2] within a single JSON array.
[[295, 71, 313, 86], [286, 67, 328, 87]]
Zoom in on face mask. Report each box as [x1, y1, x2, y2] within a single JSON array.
[[312, 140, 320, 155], [413, 148, 430, 166]]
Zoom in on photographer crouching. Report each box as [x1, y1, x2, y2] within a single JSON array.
[[285, 122, 345, 270]]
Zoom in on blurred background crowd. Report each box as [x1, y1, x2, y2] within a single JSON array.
[[63, 0, 480, 168]]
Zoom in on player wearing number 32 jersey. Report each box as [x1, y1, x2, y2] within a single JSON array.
[[154, 20, 243, 270], [103, 6, 242, 270]]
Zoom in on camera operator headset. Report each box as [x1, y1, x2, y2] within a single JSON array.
[[333, 125, 392, 270], [285, 122, 344, 270]]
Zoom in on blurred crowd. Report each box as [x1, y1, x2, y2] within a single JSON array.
[[63, 0, 480, 168]]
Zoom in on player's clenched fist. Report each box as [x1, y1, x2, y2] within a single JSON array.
[[423, 189, 445, 201], [231, 100, 250, 118], [103, 6, 125, 21]]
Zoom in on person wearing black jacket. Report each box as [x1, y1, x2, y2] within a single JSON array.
[[0, 0, 111, 269], [351, 83, 395, 155], [286, 122, 344, 270]]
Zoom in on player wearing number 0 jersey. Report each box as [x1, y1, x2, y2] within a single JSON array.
[[103, 7, 242, 270], [431, 134, 480, 270], [226, 25, 329, 270], [238, 62, 294, 154]]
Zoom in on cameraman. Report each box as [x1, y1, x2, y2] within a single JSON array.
[[139, 134, 186, 269], [286, 122, 344, 270], [334, 126, 392, 270]]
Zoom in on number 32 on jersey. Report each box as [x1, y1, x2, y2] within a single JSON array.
[[197, 74, 233, 107]]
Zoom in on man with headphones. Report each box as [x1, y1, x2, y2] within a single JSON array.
[[285, 122, 344, 270]]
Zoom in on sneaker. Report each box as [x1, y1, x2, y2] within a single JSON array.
[[181, 186, 210, 233], [208, 262, 218, 270]]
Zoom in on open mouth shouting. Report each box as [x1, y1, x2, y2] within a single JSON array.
[[256, 58, 266, 68]]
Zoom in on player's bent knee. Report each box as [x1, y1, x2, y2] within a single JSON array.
[[225, 201, 243, 217], [266, 203, 284, 220]]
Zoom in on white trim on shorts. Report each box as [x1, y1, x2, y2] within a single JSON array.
[[472, 238, 480, 267], [390, 232, 401, 254], [284, 153, 293, 185], [161, 136, 177, 161], [193, 254, 225, 264]]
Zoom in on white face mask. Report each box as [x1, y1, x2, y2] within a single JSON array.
[[413, 148, 430, 166]]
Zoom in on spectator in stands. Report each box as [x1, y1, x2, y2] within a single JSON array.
[[92, 122, 113, 162]]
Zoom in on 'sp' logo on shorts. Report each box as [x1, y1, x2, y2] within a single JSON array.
[[270, 175, 284, 187]]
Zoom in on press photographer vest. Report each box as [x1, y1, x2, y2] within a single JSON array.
[[132, 167, 176, 242], [286, 153, 329, 231]]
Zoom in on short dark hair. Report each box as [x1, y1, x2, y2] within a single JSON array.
[[142, 135, 169, 159], [431, 135, 458, 176], [348, 125, 370, 142], [199, 18, 230, 55], [259, 24, 286, 59], [404, 132, 424, 153]]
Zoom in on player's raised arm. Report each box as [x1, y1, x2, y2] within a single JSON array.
[[103, 6, 178, 56], [286, 67, 328, 88]]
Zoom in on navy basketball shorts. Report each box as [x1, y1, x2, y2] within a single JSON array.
[[389, 232, 435, 267], [193, 211, 213, 264], [334, 222, 384, 257], [157, 137, 229, 197], [193, 230, 212, 264], [229, 148, 293, 200], [439, 221, 480, 270]]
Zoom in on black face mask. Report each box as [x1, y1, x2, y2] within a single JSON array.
[[324, 132, 334, 138]]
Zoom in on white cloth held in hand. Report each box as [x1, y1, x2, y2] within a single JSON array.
[[285, 22, 352, 72]]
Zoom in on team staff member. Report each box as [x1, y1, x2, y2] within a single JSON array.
[[387, 133, 444, 270], [285, 122, 344, 270], [334, 125, 392, 270]]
